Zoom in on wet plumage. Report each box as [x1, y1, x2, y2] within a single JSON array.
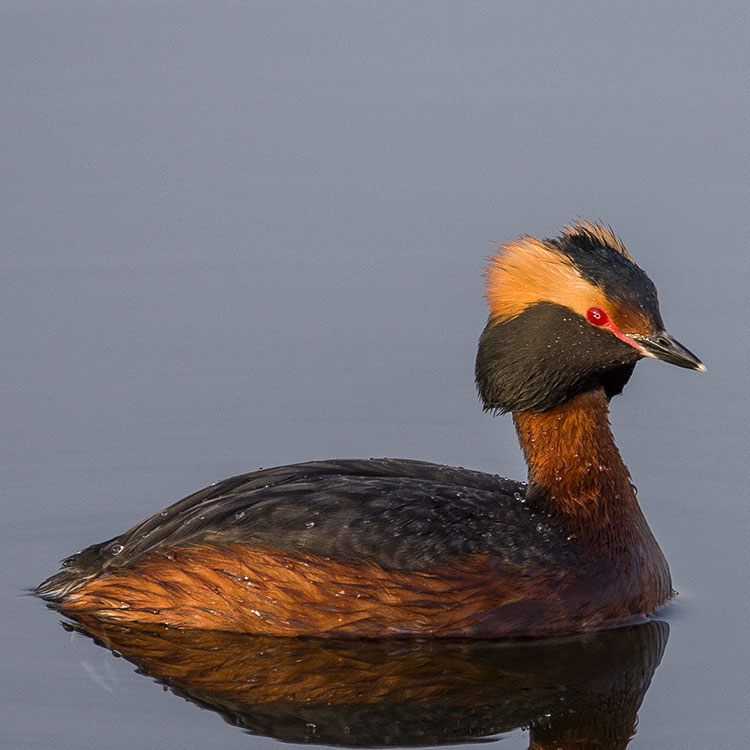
[[37, 221, 704, 637]]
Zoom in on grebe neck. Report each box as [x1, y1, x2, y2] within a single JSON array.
[[513, 388, 647, 548]]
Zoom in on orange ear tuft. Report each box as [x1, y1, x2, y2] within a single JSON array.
[[484, 234, 608, 323]]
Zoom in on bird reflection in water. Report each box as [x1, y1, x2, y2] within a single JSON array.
[[56, 614, 668, 749]]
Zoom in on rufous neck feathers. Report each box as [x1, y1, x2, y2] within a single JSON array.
[[513, 388, 641, 539]]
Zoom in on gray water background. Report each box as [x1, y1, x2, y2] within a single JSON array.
[[2, 2, 747, 748]]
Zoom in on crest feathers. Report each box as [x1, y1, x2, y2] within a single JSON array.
[[561, 220, 633, 261]]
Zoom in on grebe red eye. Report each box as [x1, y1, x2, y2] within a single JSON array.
[[587, 307, 609, 326]]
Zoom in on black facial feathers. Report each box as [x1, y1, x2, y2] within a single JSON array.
[[476, 302, 640, 413]]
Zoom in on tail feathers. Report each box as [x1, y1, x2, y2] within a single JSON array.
[[35, 543, 110, 601], [35, 570, 94, 600]]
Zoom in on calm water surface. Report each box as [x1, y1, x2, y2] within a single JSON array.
[[4, 3, 749, 748]]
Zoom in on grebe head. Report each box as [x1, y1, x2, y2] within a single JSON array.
[[475, 220, 704, 413]]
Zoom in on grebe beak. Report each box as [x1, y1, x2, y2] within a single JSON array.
[[629, 332, 706, 372]]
